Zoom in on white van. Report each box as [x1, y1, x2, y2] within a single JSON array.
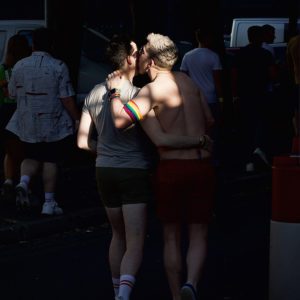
[[229, 18, 300, 48], [0, 20, 45, 63]]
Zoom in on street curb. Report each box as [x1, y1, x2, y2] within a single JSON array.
[[0, 206, 107, 244]]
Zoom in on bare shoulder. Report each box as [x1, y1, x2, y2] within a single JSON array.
[[173, 71, 198, 92], [173, 71, 192, 81]]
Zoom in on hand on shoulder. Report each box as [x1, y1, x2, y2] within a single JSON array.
[[106, 70, 124, 90]]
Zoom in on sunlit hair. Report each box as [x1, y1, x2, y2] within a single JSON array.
[[145, 33, 178, 69], [5, 34, 31, 67]]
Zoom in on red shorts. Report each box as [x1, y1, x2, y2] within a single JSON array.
[[154, 159, 216, 224]]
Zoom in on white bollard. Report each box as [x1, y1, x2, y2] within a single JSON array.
[[269, 156, 300, 300]]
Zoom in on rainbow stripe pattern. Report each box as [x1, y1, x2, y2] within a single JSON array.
[[124, 100, 143, 122]]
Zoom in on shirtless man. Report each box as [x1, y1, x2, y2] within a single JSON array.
[[107, 33, 215, 300]]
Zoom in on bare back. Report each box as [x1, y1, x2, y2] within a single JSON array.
[[148, 71, 210, 160]]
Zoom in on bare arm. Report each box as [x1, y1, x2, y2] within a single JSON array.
[[107, 71, 212, 151], [77, 111, 97, 153], [61, 96, 81, 130], [213, 69, 225, 111], [141, 109, 213, 152], [107, 71, 153, 128], [198, 89, 215, 129], [213, 69, 223, 99]]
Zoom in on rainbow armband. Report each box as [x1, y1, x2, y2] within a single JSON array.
[[123, 100, 143, 122]]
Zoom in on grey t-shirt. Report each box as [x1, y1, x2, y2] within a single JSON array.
[[82, 80, 157, 169]]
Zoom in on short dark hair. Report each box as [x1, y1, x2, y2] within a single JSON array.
[[105, 34, 133, 70], [195, 28, 213, 44], [247, 25, 263, 43], [32, 27, 54, 52]]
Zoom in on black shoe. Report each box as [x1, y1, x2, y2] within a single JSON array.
[[1, 182, 15, 204], [252, 153, 271, 172]]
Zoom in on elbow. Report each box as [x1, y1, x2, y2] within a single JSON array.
[[77, 139, 85, 150], [114, 117, 132, 129], [150, 135, 167, 147], [77, 133, 87, 150]]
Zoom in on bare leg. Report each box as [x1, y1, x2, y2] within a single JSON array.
[[121, 203, 147, 275], [186, 223, 208, 288], [3, 138, 24, 181], [105, 207, 126, 278], [163, 223, 182, 300], [42, 162, 58, 193], [106, 203, 146, 300], [20, 158, 41, 179]]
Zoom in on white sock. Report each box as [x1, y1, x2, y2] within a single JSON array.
[[119, 274, 135, 300], [20, 175, 30, 191], [4, 179, 13, 185], [45, 192, 55, 202], [112, 277, 120, 297], [20, 175, 30, 185]]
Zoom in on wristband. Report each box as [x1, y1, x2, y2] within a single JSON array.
[[199, 135, 207, 148], [109, 88, 121, 100]]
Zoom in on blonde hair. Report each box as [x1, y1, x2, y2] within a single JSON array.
[[145, 33, 178, 69]]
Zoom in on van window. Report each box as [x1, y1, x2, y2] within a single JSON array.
[[81, 27, 108, 63], [76, 26, 112, 103], [235, 22, 285, 47], [0, 31, 7, 63], [270, 24, 285, 43]]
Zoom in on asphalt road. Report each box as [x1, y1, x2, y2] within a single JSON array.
[[0, 172, 271, 300]]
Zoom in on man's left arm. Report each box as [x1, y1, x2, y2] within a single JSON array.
[[141, 109, 212, 152], [107, 71, 152, 128]]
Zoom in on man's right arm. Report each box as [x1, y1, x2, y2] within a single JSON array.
[[77, 111, 97, 153], [61, 96, 81, 130]]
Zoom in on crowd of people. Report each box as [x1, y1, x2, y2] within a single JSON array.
[[0, 24, 299, 300]]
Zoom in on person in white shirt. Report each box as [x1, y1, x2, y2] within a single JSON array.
[[7, 27, 80, 215], [180, 28, 224, 166]]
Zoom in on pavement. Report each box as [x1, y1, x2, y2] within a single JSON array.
[[0, 148, 108, 244], [0, 138, 275, 299]]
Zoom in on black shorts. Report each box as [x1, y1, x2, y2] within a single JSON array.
[[23, 135, 74, 163], [95, 167, 153, 208]]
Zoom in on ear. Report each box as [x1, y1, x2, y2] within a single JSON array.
[[127, 56, 132, 65], [147, 58, 154, 69], [145, 59, 154, 72]]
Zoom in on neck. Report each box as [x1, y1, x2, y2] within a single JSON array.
[[122, 70, 135, 83], [148, 68, 171, 81]]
